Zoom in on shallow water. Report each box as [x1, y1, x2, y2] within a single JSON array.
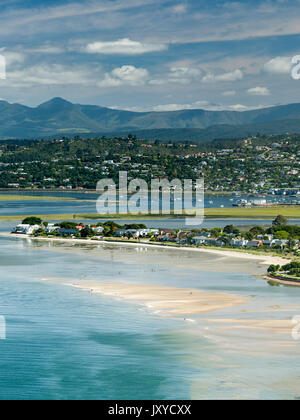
[[1, 230, 300, 400]]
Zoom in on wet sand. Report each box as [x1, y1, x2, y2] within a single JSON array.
[[204, 318, 294, 335], [68, 281, 247, 316]]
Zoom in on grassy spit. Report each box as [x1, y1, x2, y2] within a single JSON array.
[[0, 194, 77, 201], [0, 205, 299, 221]]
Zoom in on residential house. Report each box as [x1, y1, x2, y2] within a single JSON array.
[[230, 238, 248, 247], [115, 229, 144, 239], [262, 240, 273, 248], [58, 229, 79, 237], [246, 240, 263, 248], [13, 224, 40, 235], [271, 239, 288, 248], [192, 236, 209, 245], [46, 224, 58, 234], [91, 226, 104, 234], [216, 238, 226, 247], [115, 229, 127, 237]]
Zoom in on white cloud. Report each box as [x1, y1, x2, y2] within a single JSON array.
[[0, 50, 25, 66], [149, 66, 202, 86], [228, 104, 251, 111], [171, 4, 187, 14], [170, 67, 201, 78], [115, 101, 266, 112], [202, 69, 243, 83], [263, 56, 292, 74], [98, 65, 149, 88], [222, 90, 236, 96], [168, 66, 201, 83], [84, 38, 167, 55], [0, 0, 157, 36], [2, 64, 96, 87], [25, 45, 65, 54], [151, 101, 209, 112], [247, 86, 270, 96]]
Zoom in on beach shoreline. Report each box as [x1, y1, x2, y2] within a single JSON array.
[[2, 232, 289, 266]]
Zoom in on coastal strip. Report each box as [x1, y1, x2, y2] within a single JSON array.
[[3, 232, 289, 266]]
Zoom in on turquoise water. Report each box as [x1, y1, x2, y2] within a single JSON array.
[[0, 236, 204, 400], [1, 230, 300, 399]]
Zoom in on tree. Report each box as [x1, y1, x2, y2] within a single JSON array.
[[273, 215, 288, 226], [220, 236, 230, 246], [281, 262, 300, 272], [268, 264, 280, 273], [22, 217, 42, 225], [287, 239, 297, 250], [250, 226, 265, 236], [274, 230, 290, 240], [210, 228, 222, 238], [223, 225, 240, 235], [245, 231, 254, 241], [80, 226, 94, 238], [223, 225, 234, 234], [58, 222, 78, 229]]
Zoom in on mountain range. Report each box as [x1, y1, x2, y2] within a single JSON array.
[[1, 97, 300, 141]]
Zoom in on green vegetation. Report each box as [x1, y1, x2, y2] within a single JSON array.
[[0, 195, 76, 201], [0, 133, 299, 193], [22, 217, 43, 225], [267, 261, 300, 285], [0, 205, 299, 223], [204, 206, 300, 219], [273, 215, 288, 226], [267, 264, 281, 273]]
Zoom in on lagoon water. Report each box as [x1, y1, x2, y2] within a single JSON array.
[[0, 191, 299, 230], [1, 230, 300, 399], [1, 191, 298, 219]]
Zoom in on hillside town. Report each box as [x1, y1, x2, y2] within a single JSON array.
[[0, 134, 299, 195]]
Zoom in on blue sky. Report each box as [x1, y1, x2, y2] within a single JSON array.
[[0, 0, 300, 111]]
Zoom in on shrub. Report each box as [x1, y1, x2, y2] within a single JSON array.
[[288, 269, 300, 277], [268, 264, 280, 273], [282, 262, 300, 271]]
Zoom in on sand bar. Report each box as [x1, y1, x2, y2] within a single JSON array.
[[204, 318, 294, 335], [69, 281, 247, 316]]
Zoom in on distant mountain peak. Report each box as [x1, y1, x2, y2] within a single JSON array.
[[0, 97, 299, 140], [38, 97, 74, 108]]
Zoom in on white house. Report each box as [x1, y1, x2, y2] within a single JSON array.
[[142, 229, 160, 237], [115, 229, 141, 238], [230, 238, 248, 247], [46, 224, 58, 234], [13, 224, 40, 235], [192, 236, 209, 245], [271, 239, 288, 248], [91, 226, 104, 234]]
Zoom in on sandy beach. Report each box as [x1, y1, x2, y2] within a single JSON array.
[[204, 318, 294, 335], [68, 281, 247, 316], [4, 232, 289, 267]]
